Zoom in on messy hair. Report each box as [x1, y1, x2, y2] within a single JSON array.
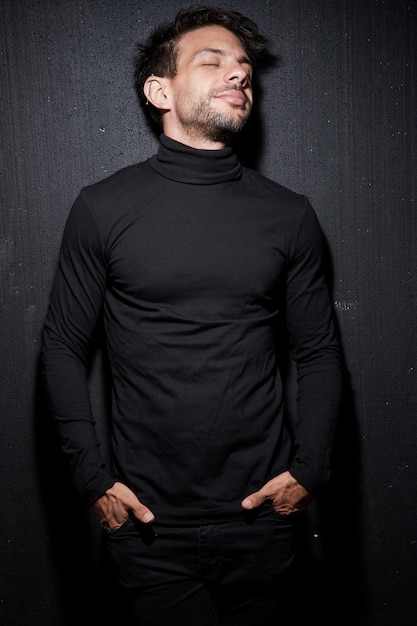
[[133, 5, 269, 125]]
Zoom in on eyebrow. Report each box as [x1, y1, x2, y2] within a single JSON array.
[[192, 48, 252, 67]]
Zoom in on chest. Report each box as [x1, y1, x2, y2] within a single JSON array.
[[105, 185, 288, 309]]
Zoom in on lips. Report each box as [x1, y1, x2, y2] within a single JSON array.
[[215, 90, 248, 106]]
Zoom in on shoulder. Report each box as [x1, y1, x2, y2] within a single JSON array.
[[63, 160, 155, 241], [240, 166, 316, 223], [69, 159, 160, 229], [241, 166, 307, 206]]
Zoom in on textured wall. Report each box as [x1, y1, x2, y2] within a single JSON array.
[[1, 1, 416, 624]]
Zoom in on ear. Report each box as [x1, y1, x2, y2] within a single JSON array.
[[143, 76, 171, 112]]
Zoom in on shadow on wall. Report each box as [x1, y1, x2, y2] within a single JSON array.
[[288, 372, 367, 626], [233, 55, 278, 170], [284, 238, 368, 625]]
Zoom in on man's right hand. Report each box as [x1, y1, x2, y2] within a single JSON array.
[[91, 481, 155, 531]]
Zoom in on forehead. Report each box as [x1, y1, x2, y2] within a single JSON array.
[[176, 25, 248, 62]]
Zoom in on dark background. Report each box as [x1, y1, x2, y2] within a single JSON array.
[[1, 1, 416, 625]]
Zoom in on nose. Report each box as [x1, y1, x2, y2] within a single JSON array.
[[224, 61, 251, 88]]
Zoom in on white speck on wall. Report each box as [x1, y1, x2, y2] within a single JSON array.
[[333, 300, 359, 311]]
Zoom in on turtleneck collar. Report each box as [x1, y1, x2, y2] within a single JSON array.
[[149, 134, 242, 185]]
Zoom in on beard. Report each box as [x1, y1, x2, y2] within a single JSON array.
[[176, 87, 252, 144]]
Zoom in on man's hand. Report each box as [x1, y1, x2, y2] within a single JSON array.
[[241, 471, 313, 515], [91, 481, 155, 531]]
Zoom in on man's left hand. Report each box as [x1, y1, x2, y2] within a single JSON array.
[[241, 471, 313, 515]]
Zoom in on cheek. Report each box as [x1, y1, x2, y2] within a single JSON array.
[[173, 90, 193, 113], [176, 85, 201, 106]]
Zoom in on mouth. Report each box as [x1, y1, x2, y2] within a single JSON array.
[[214, 89, 249, 107]]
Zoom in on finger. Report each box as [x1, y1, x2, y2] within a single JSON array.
[[241, 497, 255, 509], [99, 518, 112, 532], [132, 504, 155, 524], [241, 490, 265, 510]]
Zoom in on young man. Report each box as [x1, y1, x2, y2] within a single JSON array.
[[41, 6, 342, 625]]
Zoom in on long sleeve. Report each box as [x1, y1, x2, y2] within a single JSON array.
[[41, 190, 114, 505], [284, 199, 343, 494]]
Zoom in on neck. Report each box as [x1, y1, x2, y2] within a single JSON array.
[[148, 134, 241, 185], [162, 123, 229, 151]]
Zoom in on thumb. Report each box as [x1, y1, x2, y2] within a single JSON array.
[[132, 503, 155, 524], [241, 488, 266, 511]]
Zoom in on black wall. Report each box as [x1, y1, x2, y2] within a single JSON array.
[[1, 1, 416, 625]]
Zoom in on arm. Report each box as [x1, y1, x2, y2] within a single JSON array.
[[41, 190, 114, 506], [284, 199, 343, 495], [242, 198, 343, 512]]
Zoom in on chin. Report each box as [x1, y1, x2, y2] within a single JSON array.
[[207, 123, 247, 144], [214, 111, 250, 131]]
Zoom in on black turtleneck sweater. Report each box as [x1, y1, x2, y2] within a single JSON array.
[[41, 134, 342, 523]]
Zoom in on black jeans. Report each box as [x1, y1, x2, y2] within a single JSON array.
[[105, 508, 295, 626]]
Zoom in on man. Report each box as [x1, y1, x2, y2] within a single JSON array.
[[42, 5, 342, 625]]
